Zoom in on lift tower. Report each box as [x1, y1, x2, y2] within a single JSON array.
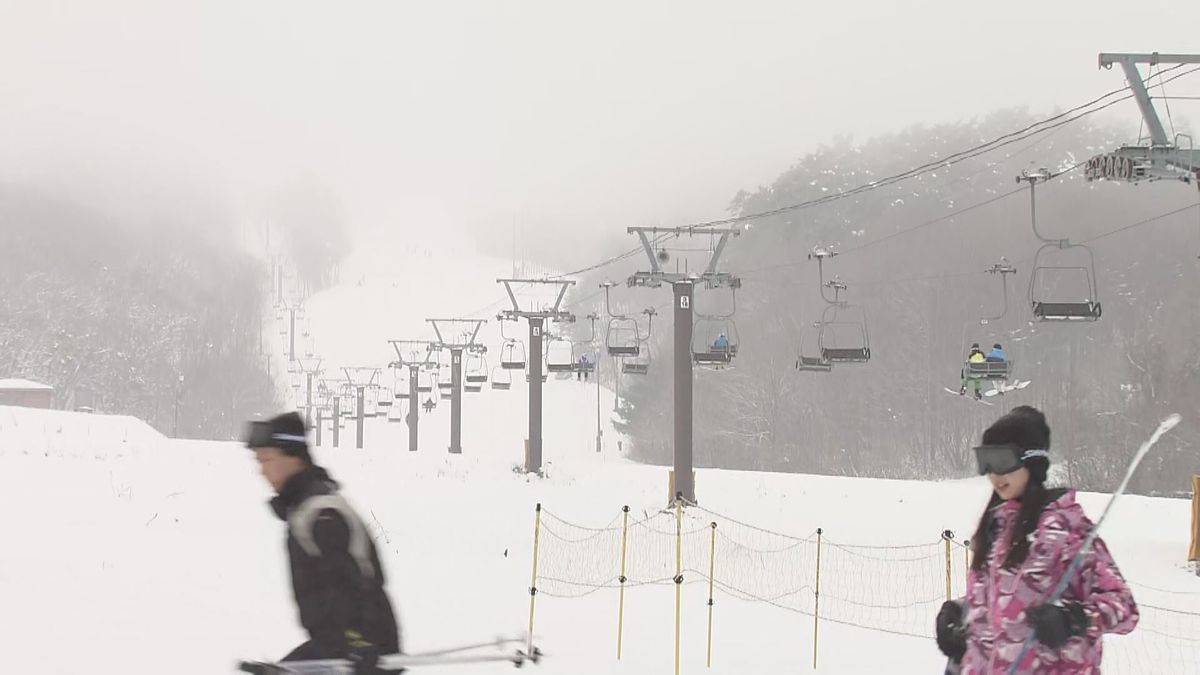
[[497, 278, 576, 474], [341, 367, 380, 450], [388, 340, 436, 452], [427, 319, 487, 454], [1088, 53, 1200, 185], [626, 226, 741, 504], [294, 357, 323, 429]]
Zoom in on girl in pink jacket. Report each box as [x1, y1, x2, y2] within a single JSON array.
[[936, 406, 1138, 674]]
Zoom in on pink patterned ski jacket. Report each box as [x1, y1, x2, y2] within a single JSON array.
[[960, 489, 1138, 674]]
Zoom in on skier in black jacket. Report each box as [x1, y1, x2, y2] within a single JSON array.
[[246, 412, 401, 669]]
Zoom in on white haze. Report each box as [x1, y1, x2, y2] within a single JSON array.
[[1, 0, 1197, 258]]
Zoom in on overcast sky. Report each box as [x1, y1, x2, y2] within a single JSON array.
[[1, 0, 1197, 252]]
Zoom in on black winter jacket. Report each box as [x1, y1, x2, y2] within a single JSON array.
[[271, 465, 400, 658]]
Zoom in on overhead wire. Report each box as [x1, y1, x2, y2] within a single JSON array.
[[453, 66, 1200, 318], [725, 66, 1200, 278], [684, 64, 1197, 231], [729, 161, 1085, 280], [742, 202, 1200, 295]]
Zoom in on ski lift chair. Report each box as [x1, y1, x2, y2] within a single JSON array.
[[499, 320, 529, 369], [966, 359, 1012, 381], [622, 349, 651, 375], [416, 369, 434, 394], [1029, 244, 1102, 321], [436, 356, 454, 392], [437, 363, 454, 393], [500, 340, 527, 370], [387, 401, 405, 423], [491, 366, 512, 391], [571, 342, 596, 375], [606, 318, 642, 357], [1032, 299, 1101, 321], [796, 354, 833, 372], [818, 307, 871, 363], [362, 387, 380, 418], [545, 338, 576, 373], [796, 323, 832, 372], [693, 319, 740, 367], [393, 367, 412, 399], [465, 352, 489, 384]]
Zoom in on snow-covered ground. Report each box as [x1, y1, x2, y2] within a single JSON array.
[[3, 405, 1199, 674], [4, 239, 1198, 674]]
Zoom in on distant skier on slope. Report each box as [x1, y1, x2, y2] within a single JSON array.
[[246, 412, 401, 673], [935, 406, 1138, 674]]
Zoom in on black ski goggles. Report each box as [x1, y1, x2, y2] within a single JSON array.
[[244, 421, 306, 449], [973, 445, 1049, 476], [244, 421, 274, 449]]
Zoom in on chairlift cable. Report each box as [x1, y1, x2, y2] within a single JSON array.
[[448, 69, 1200, 321], [728, 162, 1085, 278], [456, 68, 1200, 322], [685, 66, 1199, 231]]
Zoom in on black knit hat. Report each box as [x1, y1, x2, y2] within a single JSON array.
[[245, 412, 312, 464], [980, 405, 1051, 482]]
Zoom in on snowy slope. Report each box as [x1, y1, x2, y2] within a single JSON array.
[[4, 238, 1198, 674], [3, 415, 1198, 675], [0, 404, 163, 459]]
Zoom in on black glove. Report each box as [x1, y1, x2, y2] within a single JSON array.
[[1027, 602, 1089, 649], [935, 600, 967, 662], [345, 630, 380, 675]]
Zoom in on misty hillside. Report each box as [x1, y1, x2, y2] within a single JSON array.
[[590, 109, 1199, 496], [0, 185, 278, 438]]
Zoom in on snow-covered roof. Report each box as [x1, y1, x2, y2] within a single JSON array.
[[0, 378, 54, 391]]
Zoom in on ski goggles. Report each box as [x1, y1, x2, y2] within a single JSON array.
[[244, 421, 306, 449], [973, 445, 1049, 475]]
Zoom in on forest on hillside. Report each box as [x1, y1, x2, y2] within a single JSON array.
[[0, 179, 349, 439], [571, 109, 1200, 496]]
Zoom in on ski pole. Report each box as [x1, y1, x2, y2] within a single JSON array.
[[1005, 413, 1180, 674], [240, 647, 542, 674]]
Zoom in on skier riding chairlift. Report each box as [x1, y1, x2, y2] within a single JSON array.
[[958, 344, 986, 400], [986, 343, 1008, 363]]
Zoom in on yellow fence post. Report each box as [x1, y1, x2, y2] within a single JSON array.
[[706, 521, 717, 668], [617, 505, 630, 660], [963, 537, 971, 585], [526, 503, 543, 657], [674, 495, 684, 675], [942, 530, 954, 601], [1190, 475, 1200, 564], [813, 527, 823, 670]]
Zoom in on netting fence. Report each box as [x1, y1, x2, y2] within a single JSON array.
[[525, 501, 1200, 672]]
